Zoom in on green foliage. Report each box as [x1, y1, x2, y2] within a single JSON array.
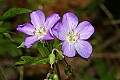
[[0, 28, 7, 33], [53, 39, 62, 51], [52, 74, 59, 80], [0, 8, 32, 20], [0, 8, 32, 57], [64, 65, 73, 79], [0, 35, 22, 57], [17, 42, 25, 48], [37, 42, 50, 57], [3, 33, 14, 41], [58, 51, 64, 60], [95, 60, 116, 80], [75, 59, 117, 80], [75, 0, 103, 19], [15, 56, 49, 66], [0, 21, 3, 26]]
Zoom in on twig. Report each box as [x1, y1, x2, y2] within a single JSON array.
[[104, 19, 120, 25], [99, 3, 120, 32], [100, 32, 120, 50], [0, 68, 8, 80], [99, 3, 120, 50]]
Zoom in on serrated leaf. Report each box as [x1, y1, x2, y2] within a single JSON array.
[[37, 42, 50, 57], [15, 56, 49, 66], [1, 8, 32, 20]]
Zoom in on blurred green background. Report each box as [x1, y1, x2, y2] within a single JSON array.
[[0, 0, 120, 80]]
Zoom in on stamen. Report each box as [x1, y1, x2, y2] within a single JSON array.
[[66, 29, 80, 44], [34, 26, 46, 38]]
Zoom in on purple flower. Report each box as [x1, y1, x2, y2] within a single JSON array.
[[17, 10, 60, 48], [52, 12, 94, 58]]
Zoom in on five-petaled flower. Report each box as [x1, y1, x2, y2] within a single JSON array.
[[17, 10, 60, 48], [52, 12, 94, 58]]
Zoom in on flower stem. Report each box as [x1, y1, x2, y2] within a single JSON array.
[[19, 66, 24, 80], [55, 61, 61, 80], [64, 58, 69, 66]]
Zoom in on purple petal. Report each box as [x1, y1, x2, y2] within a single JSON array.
[[44, 13, 60, 29], [62, 41, 75, 57], [24, 36, 40, 48], [30, 10, 45, 29], [17, 23, 34, 35], [75, 40, 92, 58], [62, 12, 78, 30], [75, 21, 94, 40], [52, 22, 66, 41], [42, 30, 54, 41]]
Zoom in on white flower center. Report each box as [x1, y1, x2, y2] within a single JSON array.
[[66, 29, 80, 44], [34, 26, 46, 38]]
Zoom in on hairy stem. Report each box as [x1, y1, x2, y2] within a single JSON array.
[[19, 66, 24, 80], [55, 61, 61, 80]]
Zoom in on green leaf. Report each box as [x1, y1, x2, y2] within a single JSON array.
[[0, 21, 3, 26], [64, 65, 73, 79], [0, 28, 7, 33], [0, 16, 2, 20], [3, 33, 14, 41], [0, 38, 22, 57], [46, 40, 54, 51], [53, 39, 62, 51], [37, 42, 50, 57], [1, 8, 32, 20], [15, 56, 49, 66]]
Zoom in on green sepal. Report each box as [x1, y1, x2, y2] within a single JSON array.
[[17, 42, 25, 48], [58, 51, 64, 60]]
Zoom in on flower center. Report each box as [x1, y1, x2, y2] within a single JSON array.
[[66, 29, 80, 44], [34, 26, 46, 38]]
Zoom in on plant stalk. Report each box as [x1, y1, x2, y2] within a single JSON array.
[[55, 61, 61, 80]]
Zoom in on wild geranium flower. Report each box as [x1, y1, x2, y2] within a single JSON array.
[[52, 12, 94, 58], [17, 10, 60, 48]]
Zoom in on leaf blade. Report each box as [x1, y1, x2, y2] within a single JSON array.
[[15, 56, 49, 66], [2, 8, 32, 20]]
